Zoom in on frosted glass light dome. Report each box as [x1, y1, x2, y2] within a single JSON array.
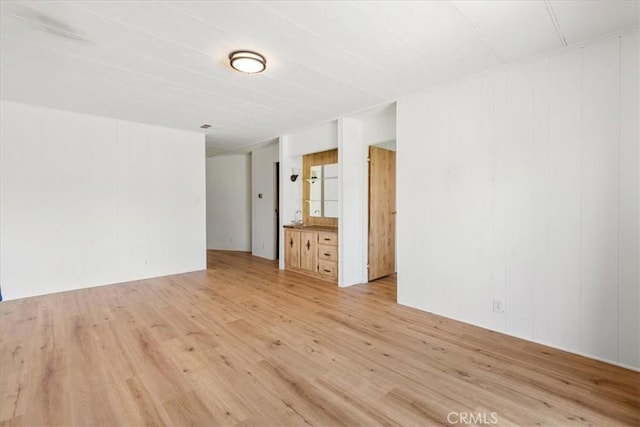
[[229, 51, 266, 74]]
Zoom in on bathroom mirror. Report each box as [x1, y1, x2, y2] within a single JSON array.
[[302, 148, 338, 227], [308, 163, 338, 218]]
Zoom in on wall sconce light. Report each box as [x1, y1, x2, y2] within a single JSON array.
[[290, 168, 299, 182]]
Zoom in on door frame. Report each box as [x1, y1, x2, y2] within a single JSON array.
[[275, 161, 280, 260]]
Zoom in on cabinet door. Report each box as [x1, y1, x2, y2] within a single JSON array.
[[284, 229, 300, 269], [300, 231, 317, 273]]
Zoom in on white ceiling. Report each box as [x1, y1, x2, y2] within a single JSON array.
[[0, 1, 637, 156]]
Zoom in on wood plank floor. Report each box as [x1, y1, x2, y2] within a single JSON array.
[[1, 250, 638, 426]]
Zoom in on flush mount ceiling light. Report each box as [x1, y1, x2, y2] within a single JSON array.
[[229, 50, 266, 74]]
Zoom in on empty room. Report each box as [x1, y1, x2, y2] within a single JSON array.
[[0, 1, 638, 426]]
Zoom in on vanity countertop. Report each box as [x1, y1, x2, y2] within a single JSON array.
[[283, 224, 338, 232]]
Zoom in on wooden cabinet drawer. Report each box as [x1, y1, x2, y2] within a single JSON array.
[[318, 261, 338, 279], [317, 231, 338, 246], [318, 245, 337, 262]]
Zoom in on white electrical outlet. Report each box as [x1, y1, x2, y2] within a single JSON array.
[[493, 298, 505, 313]]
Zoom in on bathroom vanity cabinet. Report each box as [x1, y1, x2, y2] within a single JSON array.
[[284, 226, 338, 283]]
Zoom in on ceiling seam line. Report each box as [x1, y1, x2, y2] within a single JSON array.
[[543, 0, 568, 47], [449, 3, 506, 64]]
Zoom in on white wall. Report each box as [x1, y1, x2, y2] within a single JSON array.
[[397, 33, 639, 369], [339, 118, 365, 286], [0, 101, 206, 301], [252, 141, 279, 260], [206, 154, 251, 251], [359, 106, 397, 146], [285, 121, 339, 157]]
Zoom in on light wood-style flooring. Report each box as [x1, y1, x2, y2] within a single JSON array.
[[1, 251, 638, 426]]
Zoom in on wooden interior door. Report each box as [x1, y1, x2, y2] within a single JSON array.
[[368, 145, 396, 281]]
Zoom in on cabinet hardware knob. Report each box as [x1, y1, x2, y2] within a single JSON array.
[[306, 240, 311, 250], [289, 238, 293, 247], [324, 238, 330, 241], [324, 253, 330, 256], [324, 269, 331, 273]]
